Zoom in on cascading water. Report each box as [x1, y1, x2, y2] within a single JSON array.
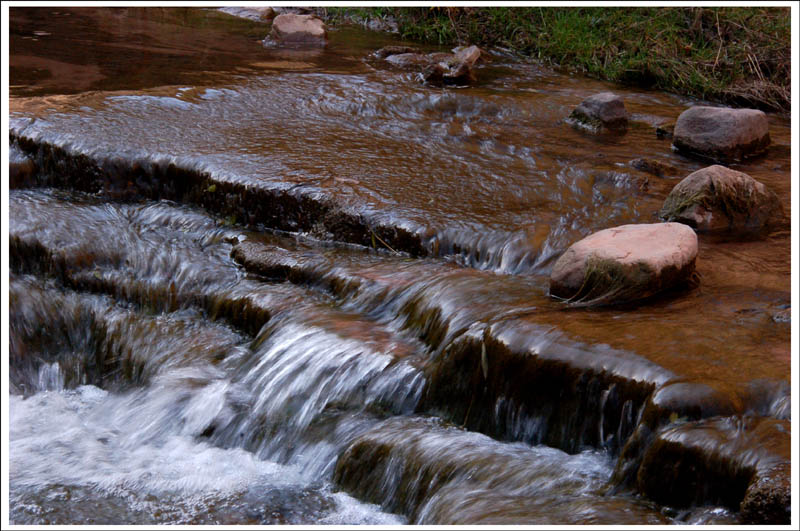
[[6, 6, 792, 526]]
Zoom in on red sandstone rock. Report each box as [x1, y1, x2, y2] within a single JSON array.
[[269, 14, 327, 45], [549, 223, 698, 305], [453, 45, 481, 66]]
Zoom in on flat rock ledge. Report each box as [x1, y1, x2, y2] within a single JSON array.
[[672, 106, 770, 162], [659, 165, 782, 233], [636, 417, 790, 524], [567, 92, 629, 133], [268, 13, 327, 46], [549, 223, 698, 306]]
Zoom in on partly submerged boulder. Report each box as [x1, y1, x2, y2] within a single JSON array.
[[659, 165, 782, 233], [268, 13, 327, 45], [568, 92, 629, 132], [672, 106, 770, 162], [375, 44, 483, 86], [549, 223, 697, 306], [385, 52, 433, 68]]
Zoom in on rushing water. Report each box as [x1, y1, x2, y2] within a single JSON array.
[[7, 7, 792, 526]]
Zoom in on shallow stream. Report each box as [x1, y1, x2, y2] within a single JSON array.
[[7, 7, 792, 525]]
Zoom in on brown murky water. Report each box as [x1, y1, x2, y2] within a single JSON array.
[[7, 7, 791, 525]]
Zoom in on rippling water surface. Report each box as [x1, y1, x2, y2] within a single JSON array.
[[7, 7, 791, 526]]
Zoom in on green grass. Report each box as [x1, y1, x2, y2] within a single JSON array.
[[320, 6, 790, 113]]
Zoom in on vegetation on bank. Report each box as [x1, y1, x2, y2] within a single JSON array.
[[321, 6, 790, 113]]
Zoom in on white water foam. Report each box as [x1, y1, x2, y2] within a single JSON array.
[[8, 378, 405, 525]]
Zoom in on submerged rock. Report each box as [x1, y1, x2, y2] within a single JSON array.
[[385, 52, 432, 68], [372, 45, 421, 59], [659, 165, 782, 233], [672, 106, 770, 162], [629, 157, 680, 178], [268, 13, 327, 46], [334, 416, 669, 525], [568, 92, 629, 133], [549, 223, 697, 306]]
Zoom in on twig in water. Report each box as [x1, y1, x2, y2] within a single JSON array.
[[369, 227, 398, 254]]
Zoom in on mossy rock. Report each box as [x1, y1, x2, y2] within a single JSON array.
[[659, 164, 782, 233]]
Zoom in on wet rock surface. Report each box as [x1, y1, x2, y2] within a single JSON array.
[[268, 13, 327, 46], [549, 223, 698, 306], [672, 106, 770, 162], [636, 416, 790, 523], [659, 164, 783, 233], [375, 44, 483, 86], [629, 157, 680, 178], [9, 142, 37, 187], [7, 7, 791, 526], [334, 416, 670, 525], [568, 92, 629, 132]]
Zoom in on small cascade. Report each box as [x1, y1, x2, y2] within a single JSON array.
[[7, 6, 791, 525], [208, 308, 427, 476]]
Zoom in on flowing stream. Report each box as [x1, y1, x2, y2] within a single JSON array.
[[7, 7, 791, 525]]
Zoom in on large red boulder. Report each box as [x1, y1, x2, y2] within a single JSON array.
[[549, 223, 698, 306]]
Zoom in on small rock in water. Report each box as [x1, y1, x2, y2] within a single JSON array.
[[672, 106, 770, 162], [659, 165, 782, 233], [629, 158, 680, 178], [549, 223, 698, 306], [268, 13, 327, 46], [375, 44, 483, 87], [567, 92, 629, 133]]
